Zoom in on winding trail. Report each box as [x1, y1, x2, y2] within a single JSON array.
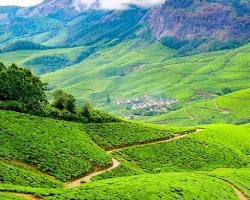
[[65, 158, 120, 189], [213, 99, 230, 114], [10, 193, 41, 200], [108, 129, 203, 153], [184, 106, 195, 120], [10, 128, 248, 200], [66, 128, 202, 188], [222, 180, 248, 200]]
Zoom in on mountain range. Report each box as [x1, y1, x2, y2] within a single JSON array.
[[1, 0, 250, 52], [0, 0, 249, 123]]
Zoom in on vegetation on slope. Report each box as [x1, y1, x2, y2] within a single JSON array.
[[0, 110, 111, 181], [83, 122, 192, 149], [41, 41, 250, 121], [149, 88, 250, 126], [109, 124, 250, 175], [0, 63, 121, 123], [0, 47, 84, 74], [209, 167, 250, 198], [0, 161, 62, 188], [43, 172, 239, 200], [0, 193, 26, 200]]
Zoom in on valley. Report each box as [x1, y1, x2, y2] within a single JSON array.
[[0, 0, 250, 199]]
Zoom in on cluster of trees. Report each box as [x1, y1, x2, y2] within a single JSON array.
[[0, 63, 120, 123], [0, 63, 47, 113]]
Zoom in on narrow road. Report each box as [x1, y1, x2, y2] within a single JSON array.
[[213, 99, 230, 114], [10, 127, 248, 200], [223, 180, 248, 200], [184, 107, 195, 120], [108, 129, 203, 153], [11, 193, 41, 200], [66, 129, 202, 188], [65, 158, 120, 189]]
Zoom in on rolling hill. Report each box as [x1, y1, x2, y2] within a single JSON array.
[[0, 0, 250, 199], [148, 88, 250, 125], [0, 110, 111, 181]]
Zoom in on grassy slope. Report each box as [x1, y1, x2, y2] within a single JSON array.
[[41, 41, 250, 116], [0, 40, 249, 123], [83, 122, 192, 149], [94, 124, 250, 180], [209, 167, 250, 198], [148, 88, 250, 126], [0, 161, 62, 188], [0, 110, 111, 181], [0, 193, 26, 200], [0, 47, 84, 74], [43, 172, 238, 200]]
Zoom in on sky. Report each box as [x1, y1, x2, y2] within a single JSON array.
[[0, 0, 164, 8]]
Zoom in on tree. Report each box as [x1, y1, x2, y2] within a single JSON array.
[[0, 63, 47, 112], [0, 62, 5, 71], [82, 101, 92, 121], [52, 90, 76, 112], [222, 87, 232, 95]]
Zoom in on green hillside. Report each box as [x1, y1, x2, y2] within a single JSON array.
[[0, 161, 62, 188], [0, 110, 111, 181], [0, 47, 85, 74], [43, 172, 239, 200], [0, 193, 26, 200], [82, 122, 192, 150], [1, 40, 249, 125], [209, 167, 250, 198], [148, 88, 250, 126], [94, 124, 250, 180], [40, 41, 250, 120]]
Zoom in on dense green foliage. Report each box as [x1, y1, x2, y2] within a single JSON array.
[[0, 193, 26, 200], [209, 167, 250, 198], [0, 110, 111, 181], [0, 184, 61, 198], [0, 63, 121, 123], [0, 161, 62, 188], [52, 90, 76, 112], [41, 41, 250, 123], [149, 88, 250, 126], [0, 63, 47, 114], [83, 122, 190, 149], [24, 55, 70, 74], [112, 124, 250, 173], [44, 172, 238, 200]]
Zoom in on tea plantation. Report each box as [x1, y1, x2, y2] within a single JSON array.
[[0, 110, 111, 181], [0, 193, 26, 200], [210, 167, 250, 198], [43, 172, 239, 200], [0, 161, 62, 188], [111, 124, 249, 174], [0, 105, 250, 200], [83, 122, 191, 149], [149, 88, 250, 126]]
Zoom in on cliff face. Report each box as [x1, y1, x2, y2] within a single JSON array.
[[148, 0, 250, 51]]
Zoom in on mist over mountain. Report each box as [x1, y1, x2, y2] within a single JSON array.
[[0, 0, 249, 54]]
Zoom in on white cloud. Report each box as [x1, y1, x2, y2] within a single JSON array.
[[99, 0, 165, 9], [0, 0, 164, 9], [0, 0, 43, 7]]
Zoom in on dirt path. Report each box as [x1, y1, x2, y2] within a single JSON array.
[[108, 129, 203, 153], [11, 193, 41, 200], [66, 129, 202, 188], [213, 99, 230, 114], [184, 106, 195, 120], [65, 158, 120, 189], [8, 128, 203, 199], [223, 180, 248, 200]]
